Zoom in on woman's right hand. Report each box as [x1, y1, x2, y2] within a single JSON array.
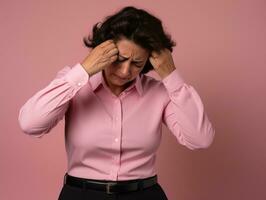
[[80, 39, 119, 76]]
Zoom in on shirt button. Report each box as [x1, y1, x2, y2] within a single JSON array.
[[77, 82, 81, 86], [115, 138, 119, 142]]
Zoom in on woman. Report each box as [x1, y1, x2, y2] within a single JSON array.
[[18, 6, 215, 200]]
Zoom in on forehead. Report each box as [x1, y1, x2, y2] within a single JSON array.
[[116, 38, 148, 59]]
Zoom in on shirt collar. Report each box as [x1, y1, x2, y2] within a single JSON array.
[[89, 71, 143, 96]]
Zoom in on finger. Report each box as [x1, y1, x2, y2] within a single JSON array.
[[106, 47, 119, 57], [104, 42, 117, 51], [99, 39, 114, 48], [150, 51, 160, 58], [110, 54, 118, 63]]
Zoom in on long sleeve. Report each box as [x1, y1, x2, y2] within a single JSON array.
[[162, 69, 215, 150], [18, 63, 89, 138]]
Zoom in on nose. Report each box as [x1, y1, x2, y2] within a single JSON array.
[[118, 62, 131, 78]]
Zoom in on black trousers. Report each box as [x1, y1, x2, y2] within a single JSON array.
[[58, 175, 168, 200]]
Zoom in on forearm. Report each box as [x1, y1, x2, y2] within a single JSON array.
[[18, 63, 89, 137]]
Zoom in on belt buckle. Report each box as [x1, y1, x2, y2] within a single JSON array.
[[106, 182, 117, 194], [63, 173, 67, 184]]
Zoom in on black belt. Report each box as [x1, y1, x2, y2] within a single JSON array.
[[64, 173, 158, 194]]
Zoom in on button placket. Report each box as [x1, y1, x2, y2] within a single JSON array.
[[110, 98, 122, 180]]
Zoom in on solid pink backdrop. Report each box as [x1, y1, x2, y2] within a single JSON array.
[[1, 0, 265, 199]]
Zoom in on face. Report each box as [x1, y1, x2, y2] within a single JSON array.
[[103, 37, 149, 91]]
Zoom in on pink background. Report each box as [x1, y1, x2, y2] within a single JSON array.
[[1, 0, 266, 199]]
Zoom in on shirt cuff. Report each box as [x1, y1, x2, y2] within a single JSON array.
[[64, 63, 89, 88], [162, 68, 185, 93]]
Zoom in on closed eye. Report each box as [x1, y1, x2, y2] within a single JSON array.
[[116, 59, 142, 68], [135, 64, 143, 68]]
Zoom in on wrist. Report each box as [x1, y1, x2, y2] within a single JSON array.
[[80, 62, 94, 76], [156, 67, 176, 80]]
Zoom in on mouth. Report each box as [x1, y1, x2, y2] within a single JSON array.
[[113, 74, 128, 81]]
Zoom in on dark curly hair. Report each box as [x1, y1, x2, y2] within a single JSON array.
[[83, 6, 176, 74]]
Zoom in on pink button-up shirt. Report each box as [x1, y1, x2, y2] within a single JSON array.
[[18, 63, 215, 181]]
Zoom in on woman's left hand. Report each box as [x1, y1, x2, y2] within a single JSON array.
[[149, 48, 176, 79]]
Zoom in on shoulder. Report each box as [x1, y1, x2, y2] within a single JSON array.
[[141, 72, 168, 95]]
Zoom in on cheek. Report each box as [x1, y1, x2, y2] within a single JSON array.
[[105, 65, 116, 76], [132, 69, 141, 76], [133, 66, 144, 74], [108, 64, 118, 73], [129, 69, 142, 80]]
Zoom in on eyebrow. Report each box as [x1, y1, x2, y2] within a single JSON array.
[[119, 55, 144, 62]]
